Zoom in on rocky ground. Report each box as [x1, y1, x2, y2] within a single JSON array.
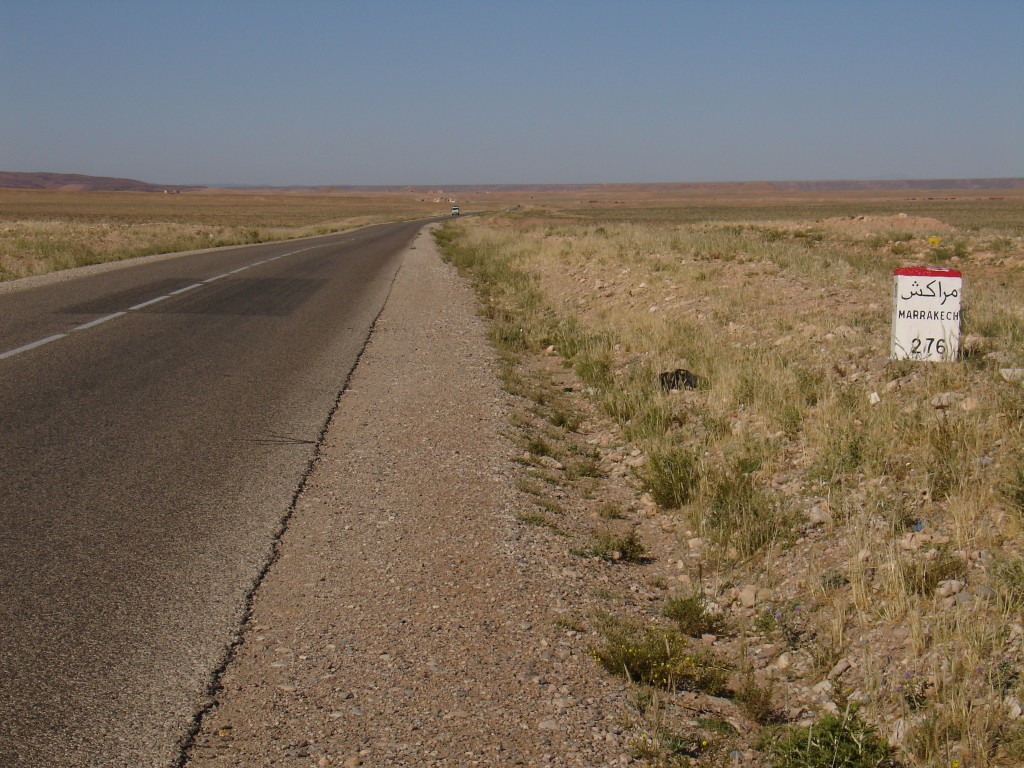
[[184, 213, 1024, 767], [184, 227, 659, 767]]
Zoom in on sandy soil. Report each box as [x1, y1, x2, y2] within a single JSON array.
[[183, 227, 635, 767]]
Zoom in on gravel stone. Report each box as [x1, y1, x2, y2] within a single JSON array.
[[184, 227, 628, 766]]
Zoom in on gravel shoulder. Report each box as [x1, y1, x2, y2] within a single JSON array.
[[184, 226, 632, 768]]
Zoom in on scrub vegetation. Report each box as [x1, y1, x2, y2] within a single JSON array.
[[437, 188, 1024, 767], [8, 180, 1023, 765], [0, 188, 442, 281]]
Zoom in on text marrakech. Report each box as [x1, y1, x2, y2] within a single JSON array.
[[897, 310, 960, 321]]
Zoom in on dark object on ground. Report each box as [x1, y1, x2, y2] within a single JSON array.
[[659, 369, 702, 391]]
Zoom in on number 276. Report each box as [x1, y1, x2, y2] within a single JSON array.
[[910, 338, 947, 355]]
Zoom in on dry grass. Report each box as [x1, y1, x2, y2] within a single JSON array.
[[0, 188, 442, 281], [437, 190, 1024, 766]]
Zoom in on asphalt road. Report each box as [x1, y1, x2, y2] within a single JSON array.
[[0, 220, 427, 767]]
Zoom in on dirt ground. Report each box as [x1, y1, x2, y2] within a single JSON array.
[[183, 227, 645, 767], [182, 197, 1024, 767]]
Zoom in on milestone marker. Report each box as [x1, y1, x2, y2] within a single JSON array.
[[891, 266, 962, 361]]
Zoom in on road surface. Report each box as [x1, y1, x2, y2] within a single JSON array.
[[0, 221, 425, 767]]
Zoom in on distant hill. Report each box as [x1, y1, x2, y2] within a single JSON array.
[[0, 171, 197, 192], [323, 179, 1024, 194], [1, 171, 1021, 194], [767, 178, 1024, 192]]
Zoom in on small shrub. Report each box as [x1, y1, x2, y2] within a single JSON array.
[[629, 730, 708, 762], [757, 601, 808, 649], [532, 496, 562, 515], [990, 236, 1014, 253], [515, 477, 546, 496], [704, 464, 790, 557], [524, 434, 553, 457], [573, 343, 616, 388], [549, 407, 581, 431], [929, 239, 969, 262], [490, 320, 528, 352], [575, 528, 646, 563], [927, 414, 972, 499], [663, 594, 729, 638], [645, 447, 700, 508], [760, 705, 897, 768], [516, 511, 560, 531], [896, 672, 928, 711], [992, 557, 1024, 612], [591, 618, 730, 694], [1004, 462, 1024, 516], [735, 674, 779, 725], [648, 575, 669, 590], [900, 548, 967, 596], [598, 502, 626, 519], [817, 420, 867, 481], [819, 569, 849, 592], [565, 454, 602, 480], [753, 609, 778, 635]]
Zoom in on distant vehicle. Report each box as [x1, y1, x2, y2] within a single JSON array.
[[451, 205, 460, 216]]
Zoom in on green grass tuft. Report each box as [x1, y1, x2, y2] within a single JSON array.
[[760, 705, 897, 768], [591, 618, 730, 694]]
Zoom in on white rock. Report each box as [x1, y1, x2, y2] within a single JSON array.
[[807, 502, 832, 526], [935, 579, 965, 598], [889, 718, 907, 747], [1000, 368, 1024, 383], [1006, 697, 1023, 720], [869, 391, 881, 405], [738, 585, 759, 608], [828, 659, 852, 679]]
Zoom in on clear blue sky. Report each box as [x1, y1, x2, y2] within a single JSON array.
[[2, 1, 1021, 186]]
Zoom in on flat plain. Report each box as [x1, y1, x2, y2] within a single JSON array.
[[435, 184, 1024, 767], [4, 182, 1024, 766], [0, 188, 446, 281]]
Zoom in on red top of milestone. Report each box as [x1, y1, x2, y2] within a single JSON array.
[[893, 266, 962, 278]]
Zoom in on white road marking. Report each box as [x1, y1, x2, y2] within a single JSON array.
[[0, 333, 68, 361], [128, 295, 171, 311], [169, 283, 203, 296], [72, 312, 126, 331], [0, 235, 351, 362]]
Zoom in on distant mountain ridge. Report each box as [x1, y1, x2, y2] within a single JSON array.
[[768, 178, 1024, 191], [1, 171, 1021, 193], [0, 171, 194, 192]]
